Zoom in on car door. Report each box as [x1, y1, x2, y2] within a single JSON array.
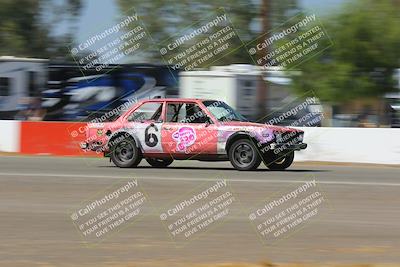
[[125, 101, 164, 153], [161, 101, 218, 156]]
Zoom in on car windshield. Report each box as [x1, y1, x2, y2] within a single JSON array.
[[203, 100, 248, 122]]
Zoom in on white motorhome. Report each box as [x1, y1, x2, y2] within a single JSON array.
[[179, 64, 294, 120], [179, 65, 262, 120], [0, 56, 48, 119]]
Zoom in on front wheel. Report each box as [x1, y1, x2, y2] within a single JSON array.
[[145, 158, 174, 168], [228, 139, 262, 171], [267, 151, 294, 170], [110, 136, 142, 168]]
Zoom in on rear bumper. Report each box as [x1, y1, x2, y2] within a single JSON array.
[[80, 141, 106, 152], [80, 142, 89, 149]]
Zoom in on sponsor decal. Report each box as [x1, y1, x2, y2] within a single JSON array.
[[172, 126, 196, 152]]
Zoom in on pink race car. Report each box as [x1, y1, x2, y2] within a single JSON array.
[[81, 98, 307, 171]]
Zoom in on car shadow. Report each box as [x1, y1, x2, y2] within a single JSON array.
[[98, 165, 328, 172]]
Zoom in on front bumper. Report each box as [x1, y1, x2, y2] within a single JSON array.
[[281, 142, 307, 151], [270, 142, 307, 151]]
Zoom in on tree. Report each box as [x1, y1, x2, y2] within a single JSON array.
[[116, 0, 258, 64], [116, 0, 300, 64], [290, 0, 400, 103], [270, 0, 301, 27], [0, 0, 82, 58]]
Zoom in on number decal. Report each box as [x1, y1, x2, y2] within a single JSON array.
[[145, 124, 159, 147]]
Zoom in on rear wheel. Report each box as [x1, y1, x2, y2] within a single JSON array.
[[110, 136, 142, 168], [228, 139, 262, 171], [267, 151, 294, 170], [145, 158, 174, 168]]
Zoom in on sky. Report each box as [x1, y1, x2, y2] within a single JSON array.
[[300, 0, 350, 13], [67, 0, 351, 44]]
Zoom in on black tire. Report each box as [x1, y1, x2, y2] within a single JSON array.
[[228, 139, 262, 171], [145, 158, 174, 168], [267, 151, 294, 170], [110, 136, 142, 168]]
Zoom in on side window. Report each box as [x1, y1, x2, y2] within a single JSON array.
[[0, 78, 10, 96], [166, 102, 211, 123], [127, 102, 163, 122]]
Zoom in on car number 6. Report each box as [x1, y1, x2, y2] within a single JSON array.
[[145, 124, 159, 147]]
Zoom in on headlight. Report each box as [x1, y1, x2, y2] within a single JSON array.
[[260, 129, 274, 142], [262, 131, 270, 138]]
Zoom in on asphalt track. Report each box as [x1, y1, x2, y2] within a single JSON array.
[[0, 155, 399, 267]]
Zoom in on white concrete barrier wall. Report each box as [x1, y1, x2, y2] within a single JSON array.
[[0, 120, 20, 153], [0, 121, 399, 164], [295, 127, 400, 164]]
